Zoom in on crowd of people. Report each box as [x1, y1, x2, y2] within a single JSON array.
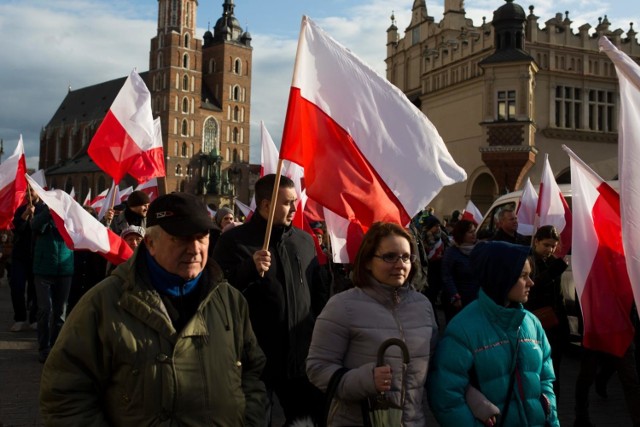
[[2, 174, 639, 426]]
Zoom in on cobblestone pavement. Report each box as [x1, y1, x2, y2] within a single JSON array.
[[0, 275, 634, 426]]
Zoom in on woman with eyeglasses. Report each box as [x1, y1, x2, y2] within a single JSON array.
[[306, 222, 438, 426]]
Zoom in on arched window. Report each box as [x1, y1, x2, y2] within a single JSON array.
[[234, 58, 242, 75], [186, 165, 192, 177], [233, 106, 239, 121], [232, 127, 239, 143], [181, 142, 187, 157], [203, 117, 218, 153], [181, 120, 188, 136], [233, 149, 239, 162], [184, 33, 190, 48], [176, 164, 182, 175], [182, 74, 189, 91], [182, 97, 189, 113], [233, 85, 240, 101], [209, 59, 216, 73], [183, 53, 189, 68]]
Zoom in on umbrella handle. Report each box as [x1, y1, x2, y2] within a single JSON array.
[[376, 338, 410, 366]]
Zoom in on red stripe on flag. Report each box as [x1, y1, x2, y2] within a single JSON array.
[[581, 181, 635, 357], [88, 110, 146, 184], [280, 87, 410, 227]]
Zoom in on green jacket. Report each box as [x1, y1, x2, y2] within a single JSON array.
[[40, 247, 267, 426], [31, 206, 73, 276]]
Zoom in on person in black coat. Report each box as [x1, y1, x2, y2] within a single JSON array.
[[213, 174, 328, 427]]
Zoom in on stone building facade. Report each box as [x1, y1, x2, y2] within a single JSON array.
[[39, 0, 254, 209], [385, 0, 640, 216]]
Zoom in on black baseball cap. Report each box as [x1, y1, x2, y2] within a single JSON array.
[[147, 193, 213, 237]]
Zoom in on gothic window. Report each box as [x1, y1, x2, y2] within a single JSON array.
[[186, 165, 192, 177], [232, 127, 239, 143], [182, 142, 188, 157], [182, 97, 189, 113], [157, 52, 163, 69], [497, 90, 516, 121], [170, 0, 178, 27], [183, 53, 189, 69], [233, 85, 240, 101], [176, 164, 182, 175], [181, 120, 188, 136], [588, 89, 616, 132], [412, 27, 419, 46], [209, 59, 216, 74], [233, 106, 239, 121], [234, 58, 242, 75], [203, 118, 218, 154], [233, 149, 238, 162], [554, 86, 582, 129], [68, 131, 74, 158], [183, 75, 189, 91], [185, 3, 191, 27]]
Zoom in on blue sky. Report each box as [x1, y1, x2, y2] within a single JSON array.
[[0, 0, 637, 169]]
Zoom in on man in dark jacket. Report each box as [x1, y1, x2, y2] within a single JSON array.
[[213, 174, 328, 427], [40, 193, 266, 426], [492, 206, 530, 245]]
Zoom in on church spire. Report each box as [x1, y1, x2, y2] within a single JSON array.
[[213, 0, 244, 42]]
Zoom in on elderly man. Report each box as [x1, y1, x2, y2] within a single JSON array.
[[492, 206, 530, 245], [40, 193, 266, 426]]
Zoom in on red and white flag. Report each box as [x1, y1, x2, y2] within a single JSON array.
[[135, 178, 159, 202], [235, 198, 252, 218], [599, 36, 640, 313], [260, 121, 279, 177], [96, 181, 118, 221], [82, 189, 92, 207], [30, 169, 47, 189], [25, 175, 133, 265], [88, 70, 166, 184], [89, 188, 108, 209], [565, 146, 634, 357], [516, 177, 538, 236], [536, 154, 572, 256], [118, 186, 133, 203], [279, 17, 466, 235], [461, 200, 483, 225], [0, 136, 28, 230]]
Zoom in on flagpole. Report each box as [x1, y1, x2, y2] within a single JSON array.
[[105, 180, 118, 227], [561, 145, 606, 182], [260, 159, 284, 277]]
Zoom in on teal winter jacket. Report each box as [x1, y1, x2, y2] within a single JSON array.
[[31, 206, 74, 277], [427, 290, 558, 427]]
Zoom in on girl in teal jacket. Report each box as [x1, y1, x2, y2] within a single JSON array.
[[428, 241, 559, 427]]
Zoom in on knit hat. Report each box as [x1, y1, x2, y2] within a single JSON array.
[[120, 225, 145, 239], [470, 241, 530, 305], [214, 207, 234, 227], [423, 215, 441, 231], [147, 192, 213, 236], [127, 190, 150, 208]]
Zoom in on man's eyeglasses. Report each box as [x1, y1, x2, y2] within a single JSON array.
[[373, 253, 418, 264]]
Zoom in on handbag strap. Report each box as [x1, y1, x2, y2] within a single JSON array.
[[321, 367, 350, 427]]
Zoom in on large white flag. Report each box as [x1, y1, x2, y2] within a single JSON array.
[[516, 177, 538, 236], [599, 36, 640, 312]]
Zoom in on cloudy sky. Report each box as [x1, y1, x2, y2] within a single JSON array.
[[0, 0, 636, 169]]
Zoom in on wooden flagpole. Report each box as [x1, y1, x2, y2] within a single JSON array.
[[259, 159, 285, 277]]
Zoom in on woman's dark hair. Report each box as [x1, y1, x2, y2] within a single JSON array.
[[352, 222, 416, 288], [533, 225, 560, 242], [451, 219, 476, 245]]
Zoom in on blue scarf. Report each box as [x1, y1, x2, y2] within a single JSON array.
[[145, 250, 202, 297]]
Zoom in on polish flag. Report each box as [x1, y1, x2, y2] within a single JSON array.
[[82, 189, 92, 207], [565, 146, 634, 357], [279, 17, 466, 232], [516, 177, 538, 236], [88, 70, 166, 184], [0, 136, 28, 230], [30, 169, 47, 189], [260, 121, 279, 177], [25, 175, 133, 265], [599, 36, 640, 313], [118, 186, 133, 203], [96, 181, 118, 221], [536, 154, 572, 257], [89, 188, 108, 209], [135, 178, 159, 202], [461, 200, 483, 225], [235, 198, 252, 218]]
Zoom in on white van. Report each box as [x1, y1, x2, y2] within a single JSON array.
[[476, 181, 618, 341]]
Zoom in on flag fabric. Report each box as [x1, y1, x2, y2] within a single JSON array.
[[118, 186, 133, 203], [135, 178, 159, 202], [461, 200, 483, 225], [89, 188, 108, 209], [599, 36, 640, 313], [25, 175, 133, 266], [96, 181, 118, 221], [88, 70, 166, 184], [82, 189, 92, 207], [235, 198, 252, 218], [69, 187, 76, 201], [260, 121, 279, 177], [279, 16, 466, 230], [536, 154, 572, 256], [0, 136, 28, 230], [516, 177, 538, 236], [30, 169, 47, 189], [565, 146, 634, 357]]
